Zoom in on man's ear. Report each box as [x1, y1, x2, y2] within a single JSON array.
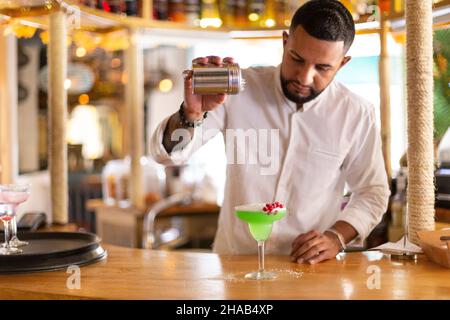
[[282, 31, 289, 47], [339, 56, 352, 69]]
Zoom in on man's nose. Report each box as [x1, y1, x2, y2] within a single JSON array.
[[296, 66, 315, 86]]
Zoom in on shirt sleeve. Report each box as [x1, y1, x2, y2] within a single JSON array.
[[149, 103, 226, 166], [337, 104, 391, 245]]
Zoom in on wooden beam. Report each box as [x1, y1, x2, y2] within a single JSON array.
[[125, 29, 145, 210], [48, 11, 68, 224], [379, 16, 392, 182], [141, 0, 152, 20], [0, 28, 18, 184]]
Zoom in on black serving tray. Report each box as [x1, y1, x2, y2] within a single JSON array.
[[0, 232, 107, 274]]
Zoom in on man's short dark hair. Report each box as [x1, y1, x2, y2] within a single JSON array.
[[290, 0, 355, 52]]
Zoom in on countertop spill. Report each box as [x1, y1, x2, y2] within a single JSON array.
[[219, 269, 306, 282]]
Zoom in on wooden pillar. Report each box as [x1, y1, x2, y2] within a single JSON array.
[[141, 0, 153, 20], [48, 11, 68, 224], [406, 0, 435, 244], [125, 29, 145, 209], [378, 16, 392, 182], [0, 28, 18, 184]]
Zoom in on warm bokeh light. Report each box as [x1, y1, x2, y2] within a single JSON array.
[[78, 94, 90, 105], [159, 78, 173, 93], [64, 79, 72, 89], [76, 47, 87, 58], [264, 19, 276, 28], [67, 105, 104, 160], [248, 13, 259, 22], [110, 58, 121, 68], [199, 18, 222, 28], [121, 73, 128, 85]]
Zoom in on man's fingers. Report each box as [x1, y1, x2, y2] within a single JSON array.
[[183, 69, 193, 81], [183, 70, 193, 97], [201, 94, 226, 111], [213, 93, 226, 104], [296, 243, 328, 263], [192, 56, 232, 67], [291, 230, 319, 248], [206, 55, 222, 65], [291, 236, 323, 261], [291, 230, 320, 255], [223, 57, 234, 64], [307, 250, 333, 265], [192, 57, 208, 65]]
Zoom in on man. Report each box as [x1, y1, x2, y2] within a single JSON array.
[[150, 0, 390, 264]]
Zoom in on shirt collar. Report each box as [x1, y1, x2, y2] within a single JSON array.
[[274, 64, 334, 113]]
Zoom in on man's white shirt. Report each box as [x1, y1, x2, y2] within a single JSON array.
[[150, 65, 390, 255]]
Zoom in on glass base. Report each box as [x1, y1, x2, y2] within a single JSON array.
[[9, 238, 28, 247], [0, 246, 23, 255], [245, 271, 278, 280]]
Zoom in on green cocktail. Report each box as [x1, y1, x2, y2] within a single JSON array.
[[236, 207, 286, 241], [235, 202, 287, 280]]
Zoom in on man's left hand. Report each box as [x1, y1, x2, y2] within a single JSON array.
[[290, 230, 341, 265]]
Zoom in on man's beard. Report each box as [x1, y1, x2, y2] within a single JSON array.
[[280, 75, 324, 104]]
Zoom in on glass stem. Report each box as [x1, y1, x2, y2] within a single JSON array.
[[3, 221, 10, 249], [257, 240, 265, 273], [11, 215, 18, 240]]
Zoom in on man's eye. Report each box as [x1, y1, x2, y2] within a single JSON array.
[[316, 66, 329, 72]]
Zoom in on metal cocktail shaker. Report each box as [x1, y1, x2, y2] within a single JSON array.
[[191, 63, 245, 95]]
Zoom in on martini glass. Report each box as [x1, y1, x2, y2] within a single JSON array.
[[0, 184, 31, 247], [235, 202, 286, 280], [0, 205, 22, 255]]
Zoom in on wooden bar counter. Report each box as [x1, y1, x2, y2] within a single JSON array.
[[1, 243, 450, 300]]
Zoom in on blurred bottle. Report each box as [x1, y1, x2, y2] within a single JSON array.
[[141, 156, 166, 205], [108, 0, 124, 13], [261, 0, 276, 28], [234, 0, 248, 28], [221, 0, 236, 27], [153, 0, 169, 20], [247, 0, 265, 27], [392, 0, 404, 14], [378, 0, 391, 15], [124, 0, 138, 16], [168, 0, 186, 22], [97, 0, 112, 12], [185, 0, 201, 25], [389, 167, 408, 241], [102, 156, 166, 206], [274, 0, 289, 27], [200, 0, 222, 28], [82, 0, 98, 8], [102, 159, 128, 205]]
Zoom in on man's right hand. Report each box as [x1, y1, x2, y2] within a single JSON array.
[[183, 56, 234, 121]]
